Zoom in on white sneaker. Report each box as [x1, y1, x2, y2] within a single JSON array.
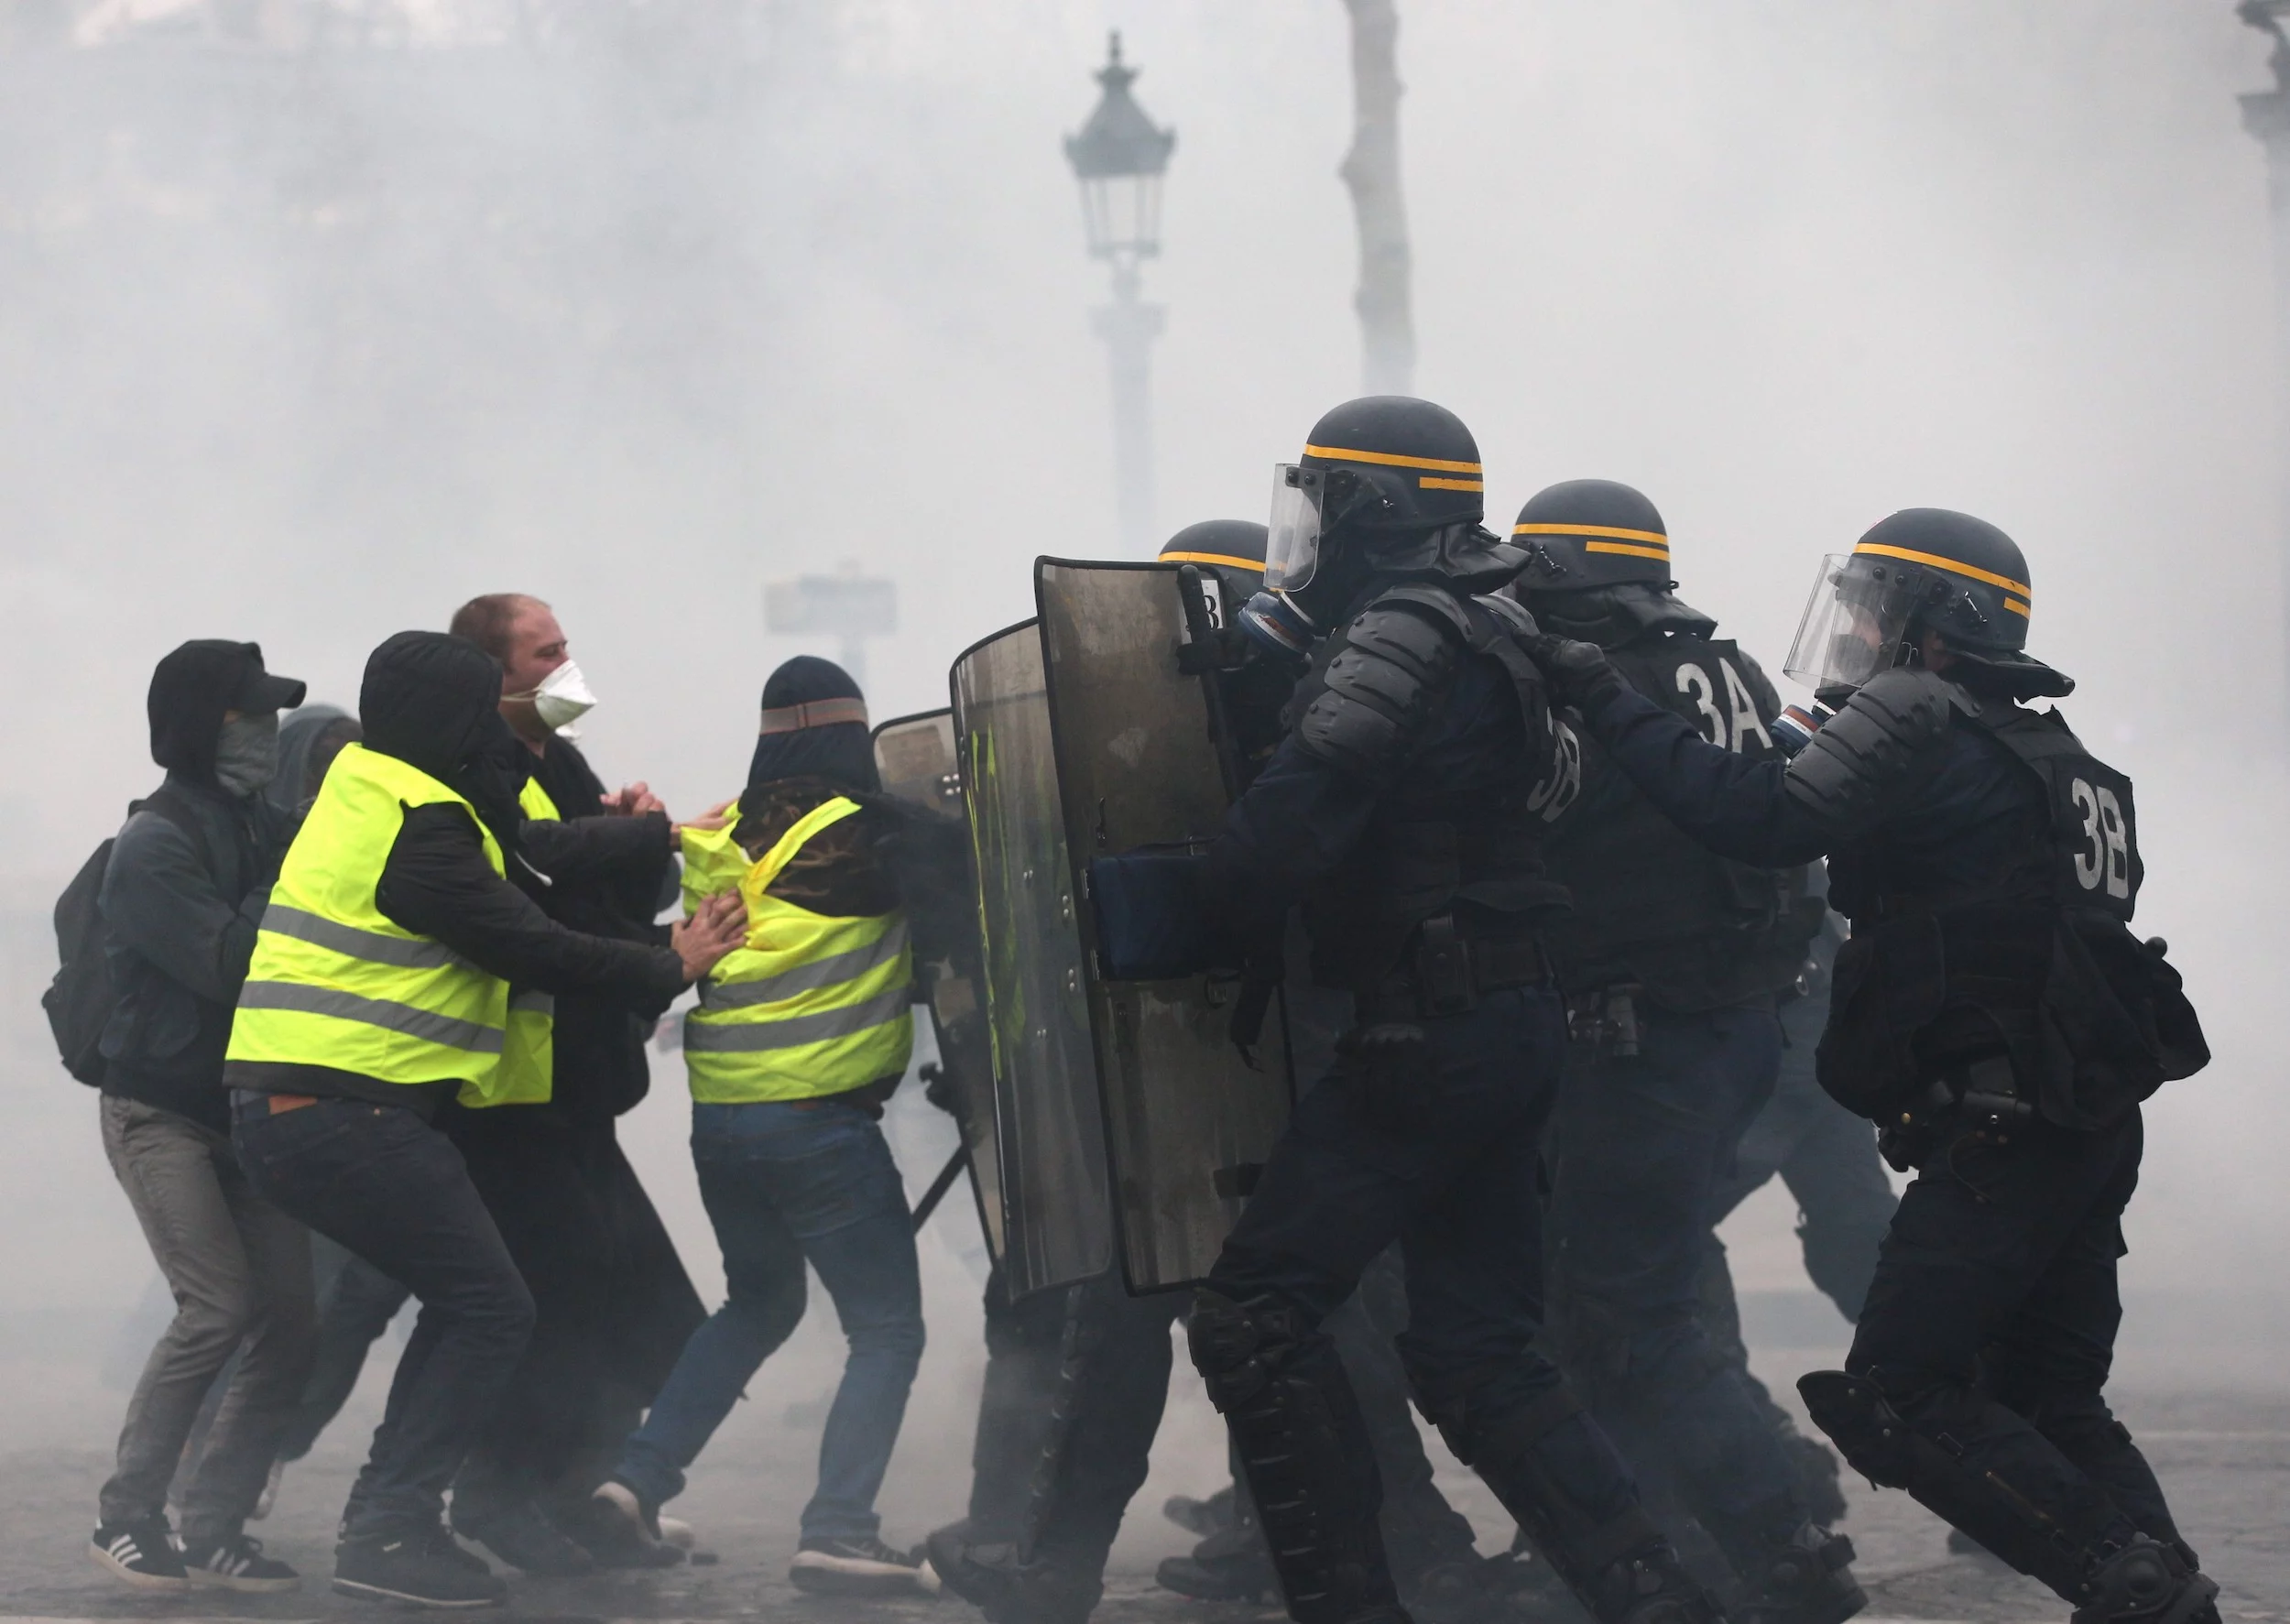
[[656, 1516, 695, 1552]]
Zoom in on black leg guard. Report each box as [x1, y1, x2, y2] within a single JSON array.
[[1799, 1370, 2148, 1604], [1412, 1378, 1718, 1624], [1190, 1291, 1404, 1624]]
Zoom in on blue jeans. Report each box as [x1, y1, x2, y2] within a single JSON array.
[[614, 1099, 923, 1542]]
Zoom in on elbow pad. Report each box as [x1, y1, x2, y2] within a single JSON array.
[[1783, 669, 1961, 835], [1293, 589, 1470, 777]]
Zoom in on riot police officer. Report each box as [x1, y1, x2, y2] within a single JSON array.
[[1529, 509, 2217, 1624], [1178, 398, 1719, 1624], [931, 521, 1496, 1624], [1512, 481, 1861, 1624]]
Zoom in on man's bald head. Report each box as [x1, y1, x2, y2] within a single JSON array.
[[450, 593, 566, 745]]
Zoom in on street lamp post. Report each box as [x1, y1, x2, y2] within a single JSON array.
[[2241, 0, 2290, 724], [1064, 32, 1175, 555]]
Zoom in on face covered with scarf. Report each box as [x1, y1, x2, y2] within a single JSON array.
[[746, 655, 879, 798], [359, 631, 529, 852], [147, 639, 309, 799]]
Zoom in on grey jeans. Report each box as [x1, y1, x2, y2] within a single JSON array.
[[101, 1096, 316, 1544]]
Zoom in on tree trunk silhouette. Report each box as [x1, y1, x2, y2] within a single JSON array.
[[1340, 0, 1414, 395]]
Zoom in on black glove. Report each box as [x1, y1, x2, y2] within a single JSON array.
[[1525, 632, 1630, 713]]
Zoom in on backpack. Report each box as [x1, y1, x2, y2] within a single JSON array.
[[43, 789, 207, 1086]]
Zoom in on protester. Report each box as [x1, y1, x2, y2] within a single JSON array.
[[584, 656, 936, 1597], [224, 630, 745, 1608], [438, 593, 708, 1575], [91, 640, 316, 1595]]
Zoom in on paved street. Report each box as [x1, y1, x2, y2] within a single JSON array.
[[4, 1326, 2285, 1624]]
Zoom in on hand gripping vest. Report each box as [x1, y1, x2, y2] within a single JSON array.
[[474, 774, 565, 1108], [680, 795, 914, 1105], [226, 744, 514, 1103]]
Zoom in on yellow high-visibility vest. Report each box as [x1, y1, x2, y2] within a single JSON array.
[[681, 795, 913, 1105], [475, 773, 565, 1108], [227, 744, 512, 1100]]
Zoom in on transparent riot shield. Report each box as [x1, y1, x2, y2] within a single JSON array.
[[1036, 560, 1293, 1292], [871, 709, 1005, 1265], [950, 623, 1115, 1299]]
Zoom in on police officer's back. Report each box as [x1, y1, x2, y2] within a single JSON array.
[[1532, 509, 2217, 1624]]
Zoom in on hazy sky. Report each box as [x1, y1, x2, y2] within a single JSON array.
[[2, 0, 2285, 1307]]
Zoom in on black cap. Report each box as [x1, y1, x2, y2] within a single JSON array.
[[148, 639, 306, 782]]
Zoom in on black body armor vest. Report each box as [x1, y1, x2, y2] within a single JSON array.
[[1544, 633, 1820, 1011], [1816, 697, 2205, 1129], [1291, 586, 1576, 993]]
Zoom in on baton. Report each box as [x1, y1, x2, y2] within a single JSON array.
[[911, 1144, 969, 1232]]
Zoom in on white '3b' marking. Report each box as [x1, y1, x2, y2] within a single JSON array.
[[1675, 659, 1774, 755], [2070, 779, 2131, 899]]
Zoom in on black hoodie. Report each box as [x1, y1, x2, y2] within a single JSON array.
[[225, 632, 688, 1114]]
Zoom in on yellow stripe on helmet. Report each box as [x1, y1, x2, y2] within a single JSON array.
[[1157, 550, 1266, 573], [1512, 522, 1670, 549], [1303, 442, 1484, 475], [1418, 476, 1484, 492], [1852, 540, 2032, 599], [1584, 540, 1673, 561], [2003, 596, 2031, 617]]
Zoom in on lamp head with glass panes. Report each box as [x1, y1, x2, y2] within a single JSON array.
[[1063, 31, 1176, 267]]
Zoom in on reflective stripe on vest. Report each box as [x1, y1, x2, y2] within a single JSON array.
[[680, 794, 914, 1104], [474, 773, 566, 1108], [227, 744, 512, 1096]]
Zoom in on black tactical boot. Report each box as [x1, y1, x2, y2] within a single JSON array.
[[1738, 1524, 1865, 1624], [1581, 1543, 1727, 1624], [925, 1524, 1102, 1624], [1156, 1517, 1279, 1602], [2068, 1539, 2220, 1624]]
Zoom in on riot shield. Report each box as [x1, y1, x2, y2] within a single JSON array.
[[871, 709, 1005, 1265], [950, 623, 1115, 1299], [1036, 560, 1293, 1292]]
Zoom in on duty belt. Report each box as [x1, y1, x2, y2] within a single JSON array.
[[1369, 914, 1550, 1019]]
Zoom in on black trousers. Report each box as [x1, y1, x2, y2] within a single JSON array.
[[1845, 1106, 2183, 1581], [1543, 1003, 1809, 1566], [447, 1105, 704, 1524], [234, 1096, 534, 1542]]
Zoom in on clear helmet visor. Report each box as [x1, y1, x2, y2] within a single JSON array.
[[1265, 463, 1327, 592], [1782, 553, 1918, 692]]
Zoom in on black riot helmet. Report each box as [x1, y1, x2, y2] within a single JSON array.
[[1783, 508, 2073, 700], [1510, 479, 1673, 591], [1508, 479, 1715, 649], [1265, 397, 1526, 614], [1158, 518, 1267, 605]]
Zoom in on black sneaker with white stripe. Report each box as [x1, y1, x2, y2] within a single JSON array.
[[790, 1534, 942, 1597], [90, 1520, 188, 1591], [333, 1525, 507, 1608], [184, 1532, 300, 1592]]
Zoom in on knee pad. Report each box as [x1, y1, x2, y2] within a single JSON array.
[[2068, 1537, 2218, 1624], [1188, 1290, 1309, 1412], [1796, 1370, 1921, 1489]]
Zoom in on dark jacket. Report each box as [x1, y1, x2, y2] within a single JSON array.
[[99, 775, 289, 1133], [225, 633, 687, 1116], [515, 736, 680, 1121]]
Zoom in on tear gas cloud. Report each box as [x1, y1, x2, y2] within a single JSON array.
[[0, 0, 2283, 1442]]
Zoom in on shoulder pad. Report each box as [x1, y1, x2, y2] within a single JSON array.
[[1293, 591, 1470, 777], [1783, 668, 1962, 835], [1473, 593, 1539, 638]]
